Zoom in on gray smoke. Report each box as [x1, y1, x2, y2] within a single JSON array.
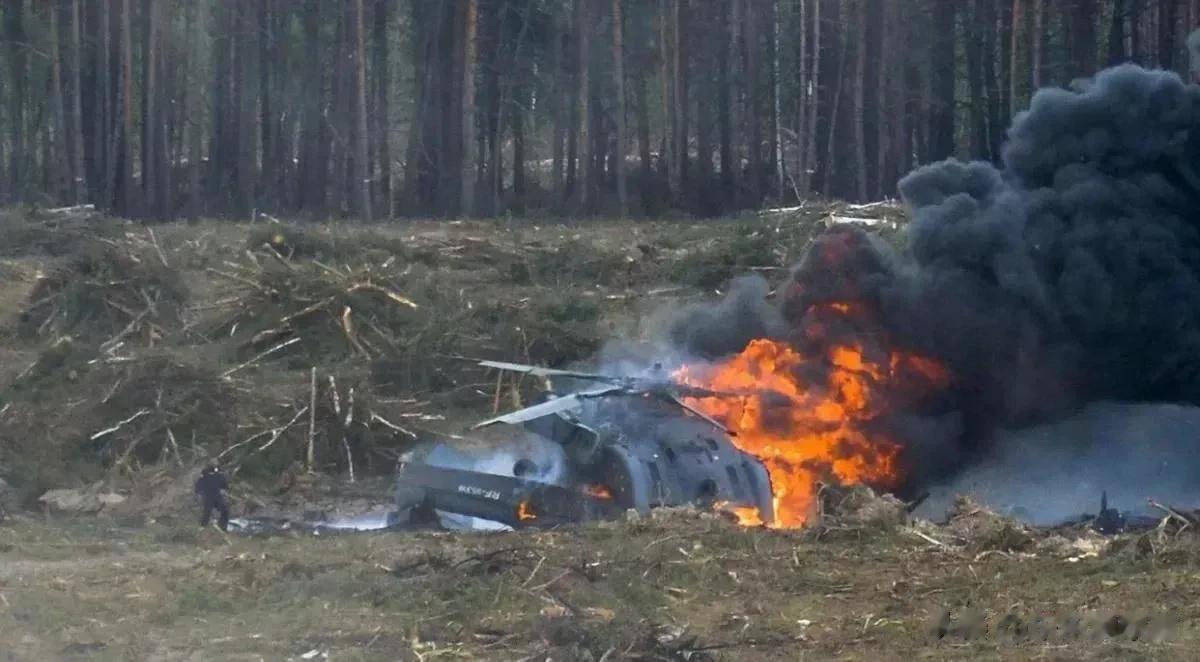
[[668, 275, 784, 359], [666, 65, 1200, 515], [915, 401, 1200, 524]]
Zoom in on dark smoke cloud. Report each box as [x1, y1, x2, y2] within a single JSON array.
[[900, 64, 1200, 415], [668, 275, 784, 359], [666, 65, 1200, 494]]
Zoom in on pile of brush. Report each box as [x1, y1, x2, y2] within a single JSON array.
[[17, 237, 185, 344]]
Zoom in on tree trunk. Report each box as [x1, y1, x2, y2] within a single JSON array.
[[1158, 0, 1178, 70], [298, 0, 326, 213], [993, 0, 1011, 159], [50, 3, 70, 202], [1031, 0, 1043, 88], [852, 0, 867, 201], [873, 0, 892, 196], [403, 0, 440, 213], [673, 0, 689, 202], [259, 0, 276, 211], [551, 9, 566, 203], [635, 45, 653, 210], [117, 0, 134, 216], [142, 0, 159, 218], [4, 0, 28, 201], [719, 0, 737, 202], [612, 0, 628, 217], [91, 1, 109, 204], [329, 10, 350, 215], [512, 77, 527, 204], [693, 0, 715, 211], [875, 0, 892, 196], [771, 0, 785, 201], [966, 0, 988, 159], [576, 0, 591, 211], [460, 0, 478, 216], [372, 0, 392, 217], [482, 2, 502, 216], [744, 0, 763, 203], [929, 0, 957, 162], [353, 0, 372, 221], [70, 0, 87, 203], [1069, 0, 1096, 77], [887, 0, 910, 184], [1009, 0, 1022, 116], [822, 0, 847, 197], [1108, 0, 1127, 65], [1128, 0, 1141, 63], [210, 1, 231, 212], [805, 0, 820, 196], [795, 0, 808, 196], [235, 0, 256, 218]]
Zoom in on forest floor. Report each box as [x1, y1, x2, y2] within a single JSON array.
[[2, 206, 1198, 660]]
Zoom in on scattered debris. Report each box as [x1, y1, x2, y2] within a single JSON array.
[[943, 496, 1035, 552], [817, 484, 908, 531]]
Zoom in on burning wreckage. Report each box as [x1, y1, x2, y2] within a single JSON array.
[[237, 63, 1200, 537], [390, 360, 778, 530], [388, 63, 1200, 534]]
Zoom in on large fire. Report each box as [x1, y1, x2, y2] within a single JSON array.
[[676, 303, 948, 528]]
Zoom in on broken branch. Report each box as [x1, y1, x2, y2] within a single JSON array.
[[253, 406, 311, 454], [370, 412, 418, 439], [90, 409, 151, 441], [221, 337, 301, 379]]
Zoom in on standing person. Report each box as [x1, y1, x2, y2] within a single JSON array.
[[195, 464, 231, 531]]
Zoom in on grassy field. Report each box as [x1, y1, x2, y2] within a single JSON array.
[[3, 207, 1199, 661], [2, 509, 1198, 661]]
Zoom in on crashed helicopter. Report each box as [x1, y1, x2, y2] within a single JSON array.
[[391, 359, 776, 529]]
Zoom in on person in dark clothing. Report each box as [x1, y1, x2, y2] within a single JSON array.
[[195, 464, 231, 531]]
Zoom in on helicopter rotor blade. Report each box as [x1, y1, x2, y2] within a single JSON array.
[[472, 386, 624, 428], [476, 360, 623, 384]]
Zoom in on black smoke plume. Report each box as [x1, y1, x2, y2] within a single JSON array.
[[670, 64, 1200, 494]]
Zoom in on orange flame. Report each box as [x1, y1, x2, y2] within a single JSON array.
[[517, 500, 537, 521], [676, 314, 948, 528], [715, 501, 767, 527], [581, 484, 613, 500]]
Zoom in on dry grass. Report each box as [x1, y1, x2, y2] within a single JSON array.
[[1, 510, 1197, 661]]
